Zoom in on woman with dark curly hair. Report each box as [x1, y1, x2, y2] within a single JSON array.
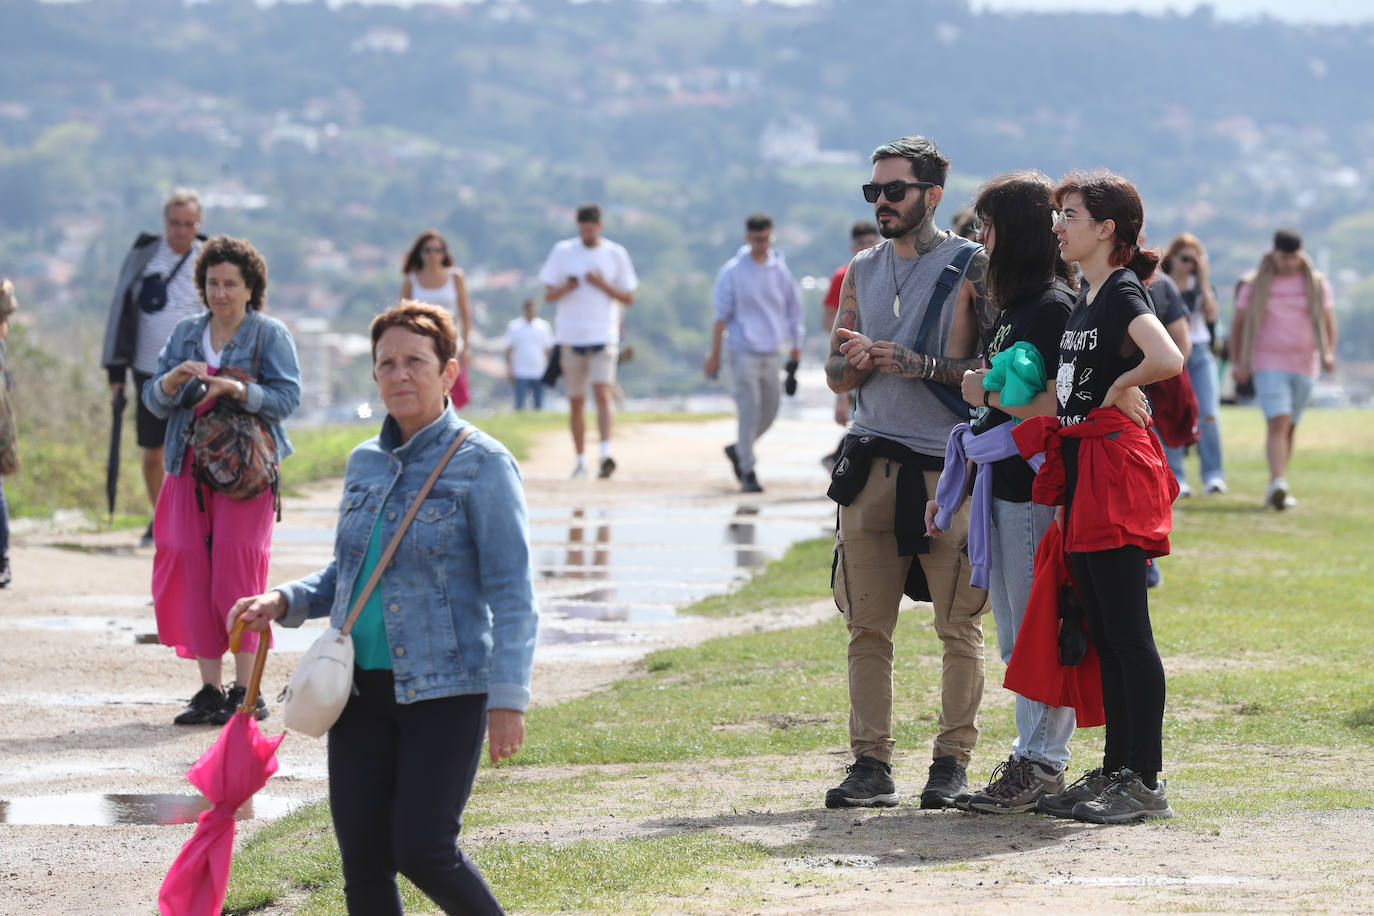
[[401, 230, 471, 410], [143, 235, 301, 726]]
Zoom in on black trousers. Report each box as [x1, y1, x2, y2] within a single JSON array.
[[328, 669, 503, 916], [1069, 546, 1166, 779]]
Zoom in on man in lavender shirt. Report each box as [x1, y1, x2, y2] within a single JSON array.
[[703, 213, 804, 493]]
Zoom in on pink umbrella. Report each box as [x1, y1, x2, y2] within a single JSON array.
[[159, 621, 283, 916]]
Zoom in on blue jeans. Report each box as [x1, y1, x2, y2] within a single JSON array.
[[512, 377, 543, 410], [988, 497, 1076, 771], [1164, 345, 1224, 486]]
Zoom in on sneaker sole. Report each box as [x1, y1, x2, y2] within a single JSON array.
[[824, 792, 898, 809], [1072, 804, 1174, 824], [967, 796, 1042, 814], [919, 791, 961, 810], [1269, 485, 1288, 510]]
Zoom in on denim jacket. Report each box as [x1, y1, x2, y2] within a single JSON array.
[[275, 409, 539, 711], [142, 310, 301, 474]]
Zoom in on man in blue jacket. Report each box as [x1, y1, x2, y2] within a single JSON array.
[[702, 213, 804, 493]]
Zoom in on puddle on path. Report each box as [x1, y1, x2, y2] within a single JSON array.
[[0, 792, 301, 826]]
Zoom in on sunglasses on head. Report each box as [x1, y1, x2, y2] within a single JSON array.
[[862, 180, 935, 203]]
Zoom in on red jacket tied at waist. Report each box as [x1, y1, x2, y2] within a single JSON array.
[[1012, 408, 1177, 557], [1004, 520, 1104, 728]]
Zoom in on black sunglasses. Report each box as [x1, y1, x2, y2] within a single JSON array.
[[862, 180, 935, 203]]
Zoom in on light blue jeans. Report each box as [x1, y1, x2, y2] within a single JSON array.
[[1165, 345, 1224, 486], [988, 496, 1077, 772], [729, 349, 781, 476]]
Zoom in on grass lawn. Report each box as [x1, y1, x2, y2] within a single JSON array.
[[223, 406, 1374, 914]]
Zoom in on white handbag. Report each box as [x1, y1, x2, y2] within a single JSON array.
[[282, 427, 473, 737]]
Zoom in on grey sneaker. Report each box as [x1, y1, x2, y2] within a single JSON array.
[[724, 444, 742, 482], [1071, 768, 1173, 824], [740, 471, 764, 494], [967, 756, 1064, 814], [919, 755, 967, 810], [824, 755, 897, 808], [1036, 766, 1110, 819]]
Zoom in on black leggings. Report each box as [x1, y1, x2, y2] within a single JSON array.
[[1069, 546, 1165, 780], [328, 669, 503, 916]]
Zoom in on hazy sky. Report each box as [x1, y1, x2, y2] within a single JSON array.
[[972, 0, 1374, 25]]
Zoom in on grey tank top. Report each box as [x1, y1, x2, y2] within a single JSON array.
[[849, 234, 970, 457]]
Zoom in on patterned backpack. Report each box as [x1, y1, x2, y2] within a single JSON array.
[[187, 324, 277, 503]]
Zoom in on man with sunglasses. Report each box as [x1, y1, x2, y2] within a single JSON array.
[[100, 188, 207, 547], [824, 136, 993, 811]]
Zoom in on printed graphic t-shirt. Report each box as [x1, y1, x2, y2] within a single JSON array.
[[973, 283, 1073, 502], [1056, 268, 1155, 427]]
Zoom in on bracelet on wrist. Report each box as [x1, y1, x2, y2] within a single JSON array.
[[983, 388, 991, 408]]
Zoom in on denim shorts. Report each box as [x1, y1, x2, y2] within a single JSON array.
[[1254, 369, 1315, 424]]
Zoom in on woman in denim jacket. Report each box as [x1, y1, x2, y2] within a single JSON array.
[[143, 235, 301, 727], [231, 300, 537, 916]]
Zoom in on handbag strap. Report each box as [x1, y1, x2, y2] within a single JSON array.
[[339, 424, 475, 636]]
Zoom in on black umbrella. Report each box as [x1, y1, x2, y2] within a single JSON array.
[[106, 387, 127, 521]]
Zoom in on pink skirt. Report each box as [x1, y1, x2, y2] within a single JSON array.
[[151, 450, 274, 660]]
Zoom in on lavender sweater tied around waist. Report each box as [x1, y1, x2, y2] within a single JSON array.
[[933, 422, 1045, 589]]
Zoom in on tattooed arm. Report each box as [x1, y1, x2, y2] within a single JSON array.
[[868, 249, 991, 383], [825, 263, 874, 393]]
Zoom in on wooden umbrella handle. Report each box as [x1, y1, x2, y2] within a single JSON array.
[[229, 617, 271, 713]]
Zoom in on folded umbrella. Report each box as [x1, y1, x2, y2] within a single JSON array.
[[106, 388, 127, 521], [159, 620, 282, 916]]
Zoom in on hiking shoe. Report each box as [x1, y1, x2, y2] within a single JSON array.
[[919, 755, 967, 809], [740, 471, 763, 494], [967, 755, 1064, 814], [1204, 477, 1227, 495], [210, 684, 269, 725], [139, 521, 155, 548], [724, 444, 742, 481], [1071, 768, 1173, 824], [1036, 766, 1110, 819], [174, 684, 226, 725], [824, 755, 897, 808], [598, 456, 616, 479]]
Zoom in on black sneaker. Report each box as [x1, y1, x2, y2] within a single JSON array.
[[919, 755, 968, 809], [724, 444, 742, 481], [209, 684, 268, 725], [0, 554, 10, 588], [1036, 766, 1110, 819], [824, 755, 898, 808], [740, 471, 763, 494], [598, 456, 616, 479], [174, 684, 226, 725], [139, 521, 155, 548]]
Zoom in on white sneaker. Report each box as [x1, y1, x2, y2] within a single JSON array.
[[1266, 478, 1294, 511], [1204, 477, 1227, 495], [570, 461, 587, 479], [1176, 481, 1193, 499]]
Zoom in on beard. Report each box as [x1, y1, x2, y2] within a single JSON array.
[[876, 191, 928, 239]]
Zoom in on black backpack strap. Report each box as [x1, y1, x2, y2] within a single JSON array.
[[912, 239, 981, 418], [165, 246, 194, 283]]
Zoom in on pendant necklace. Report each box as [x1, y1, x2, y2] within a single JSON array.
[[889, 245, 924, 317]]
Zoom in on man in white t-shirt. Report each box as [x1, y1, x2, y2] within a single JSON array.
[[537, 203, 638, 478], [101, 188, 206, 546], [504, 298, 554, 411]]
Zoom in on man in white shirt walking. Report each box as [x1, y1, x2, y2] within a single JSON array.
[[538, 204, 638, 478], [504, 298, 554, 410]]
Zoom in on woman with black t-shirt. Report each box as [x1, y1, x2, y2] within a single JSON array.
[[925, 171, 1077, 814], [1026, 171, 1183, 825]]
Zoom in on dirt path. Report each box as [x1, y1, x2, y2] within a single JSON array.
[[3, 411, 1372, 915]]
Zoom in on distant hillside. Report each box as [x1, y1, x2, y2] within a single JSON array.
[[3, 0, 1373, 398]]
